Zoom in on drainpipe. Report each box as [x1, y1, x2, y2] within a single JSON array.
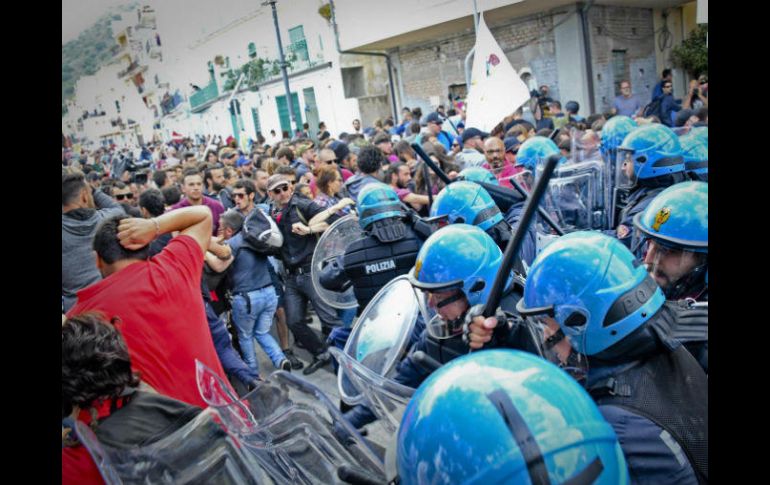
[[464, 0, 480, 87], [578, 2, 596, 114], [329, 0, 398, 124]]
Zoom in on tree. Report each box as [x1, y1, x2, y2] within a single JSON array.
[[671, 24, 708, 78]]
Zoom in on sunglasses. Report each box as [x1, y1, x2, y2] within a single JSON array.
[[233, 192, 248, 199], [272, 185, 290, 195], [325, 159, 338, 164], [115, 193, 133, 200]]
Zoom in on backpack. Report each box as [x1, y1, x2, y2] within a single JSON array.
[[642, 96, 664, 120], [241, 207, 283, 255]]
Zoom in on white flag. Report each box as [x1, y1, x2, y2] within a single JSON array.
[[464, 13, 531, 133]]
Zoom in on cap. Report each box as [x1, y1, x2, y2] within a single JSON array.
[[425, 112, 443, 125], [267, 174, 290, 191], [503, 137, 521, 154], [329, 140, 350, 161], [461, 127, 490, 144]]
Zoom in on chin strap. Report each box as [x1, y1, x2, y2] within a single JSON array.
[[664, 263, 707, 300]]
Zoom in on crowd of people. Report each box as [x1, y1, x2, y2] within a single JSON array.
[[62, 72, 708, 483]]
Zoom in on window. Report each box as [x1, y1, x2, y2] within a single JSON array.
[[611, 50, 628, 95], [288, 25, 309, 62], [248, 42, 257, 59], [341, 67, 365, 98]]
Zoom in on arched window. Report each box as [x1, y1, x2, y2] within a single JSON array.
[[518, 67, 538, 93]]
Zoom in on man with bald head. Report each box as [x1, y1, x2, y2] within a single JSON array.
[[482, 137, 518, 189]]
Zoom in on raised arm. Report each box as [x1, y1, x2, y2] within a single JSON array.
[[117, 205, 213, 255]]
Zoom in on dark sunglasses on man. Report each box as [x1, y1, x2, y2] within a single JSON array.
[[233, 192, 248, 199], [115, 193, 133, 201], [325, 158, 338, 165], [272, 185, 290, 195]]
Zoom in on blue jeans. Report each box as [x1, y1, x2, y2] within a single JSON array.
[[231, 286, 284, 374], [204, 301, 258, 386]]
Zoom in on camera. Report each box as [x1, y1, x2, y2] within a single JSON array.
[[132, 170, 149, 185]]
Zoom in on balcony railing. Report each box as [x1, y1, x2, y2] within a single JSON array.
[[190, 82, 219, 111], [118, 61, 140, 78]]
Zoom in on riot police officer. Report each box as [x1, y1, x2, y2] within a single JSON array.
[[429, 180, 537, 269], [503, 232, 707, 484], [394, 350, 630, 484], [614, 124, 688, 248], [342, 225, 542, 430], [633, 181, 708, 372], [679, 129, 708, 182], [319, 183, 424, 313], [600, 115, 638, 228]]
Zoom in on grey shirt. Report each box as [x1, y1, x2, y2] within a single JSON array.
[[62, 190, 124, 312]]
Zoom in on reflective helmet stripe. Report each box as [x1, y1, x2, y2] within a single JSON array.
[[486, 389, 551, 485]]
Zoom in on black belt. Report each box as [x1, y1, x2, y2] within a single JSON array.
[[232, 284, 274, 313], [286, 263, 312, 275], [232, 283, 273, 296]]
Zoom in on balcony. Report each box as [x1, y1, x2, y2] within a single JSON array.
[[223, 53, 323, 94], [118, 60, 144, 78], [189, 82, 219, 112]]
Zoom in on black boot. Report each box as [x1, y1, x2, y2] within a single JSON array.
[[303, 351, 331, 375], [283, 348, 304, 370]]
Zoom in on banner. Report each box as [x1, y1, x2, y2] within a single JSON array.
[[464, 13, 531, 133]]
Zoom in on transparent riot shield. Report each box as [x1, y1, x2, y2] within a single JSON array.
[[612, 148, 636, 228], [311, 214, 363, 310], [536, 231, 560, 256], [75, 409, 274, 485], [329, 347, 415, 434], [196, 360, 386, 484], [539, 157, 606, 232], [570, 128, 602, 164], [336, 275, 425, 406]]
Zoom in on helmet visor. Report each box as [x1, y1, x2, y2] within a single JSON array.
[[641, 239, 706, 297], [415, 288, 467, 340], [532, 315, 589, 382], [615, 149, 637, 188]]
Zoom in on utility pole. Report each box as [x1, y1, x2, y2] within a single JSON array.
[[263, 0, 296, 136]]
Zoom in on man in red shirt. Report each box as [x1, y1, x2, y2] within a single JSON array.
[[482, 136, 523, 189], [67, 205, 230, 409]]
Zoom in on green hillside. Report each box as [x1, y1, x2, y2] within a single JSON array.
[[62, 3, 138, 117]]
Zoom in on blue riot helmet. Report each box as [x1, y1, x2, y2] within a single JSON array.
[[633, 181, 708, 299], [516, 136, 563, 172], [357, 182, 403, 230], [679, 132, 708, 181], [600, 115, 638, 161], [691, 126, 708, 145], [396, 350, 629, 484], [515, 136, 565, 191], [457, 166, 499, 186], [517, 231, 665, 356], [616, 124, 684, 187], [429, 181, 503, 232], [408, 224, 505, 338]]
